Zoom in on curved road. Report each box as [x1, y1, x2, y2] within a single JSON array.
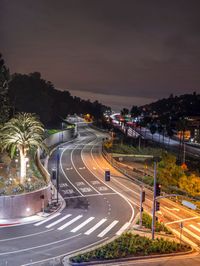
[[0, 126, 134, 266]]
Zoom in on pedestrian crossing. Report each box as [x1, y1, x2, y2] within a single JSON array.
[[34, 213, 131, 238]]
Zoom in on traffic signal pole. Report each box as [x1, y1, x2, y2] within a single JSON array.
[[152, 161, 157, 240], [139, 187, 145, 227]]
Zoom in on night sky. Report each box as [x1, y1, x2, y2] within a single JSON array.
[[1, 1, 200, 110]]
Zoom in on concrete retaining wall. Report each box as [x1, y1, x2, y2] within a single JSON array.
[[44, 127, 77, 148], [0, 186, 51, 219]]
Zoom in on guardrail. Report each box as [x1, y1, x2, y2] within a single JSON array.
[[102, 146, 153, 191]]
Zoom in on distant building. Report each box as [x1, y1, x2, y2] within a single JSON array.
[[186, 116, 200, 143]]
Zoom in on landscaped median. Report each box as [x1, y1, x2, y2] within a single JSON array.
[[69, 232, 191, 265]]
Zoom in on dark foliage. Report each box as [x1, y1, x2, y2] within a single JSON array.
[[0, 54, 10, 124], [8, 72, 110, 127], [143, 92, 200, 119]]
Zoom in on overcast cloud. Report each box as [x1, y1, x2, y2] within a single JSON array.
[[1, 0, 200, 109]]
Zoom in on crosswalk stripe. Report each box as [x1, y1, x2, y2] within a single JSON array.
[[57, 215, 83, 230], [189, 224, 200, 232], [116, 222, 130, 235], [84, 219, 107, 235], [46, 214, 72, 228], [34, 213, 61, 226], [183, 227, 200, 241], [71, 217, 95, 233], [98, 220, 119, 238]]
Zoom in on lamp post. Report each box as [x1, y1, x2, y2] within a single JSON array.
[[56, 148, 60, 204], [151, 160, 157, 240], [151, 156, 161, 240], [61, 122, 64, 143]]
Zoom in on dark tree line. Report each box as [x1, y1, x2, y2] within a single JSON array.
[[8, 72, 109, 127], [0, 54, 10, 124]]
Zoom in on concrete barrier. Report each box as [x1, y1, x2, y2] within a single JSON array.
[[44, 127, 77, 148], [0, 185, 51, 219]]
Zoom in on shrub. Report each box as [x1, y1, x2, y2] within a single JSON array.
[[71, 232, 190, 263]]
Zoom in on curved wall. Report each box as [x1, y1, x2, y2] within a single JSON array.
[[0, 186, 51, 219]]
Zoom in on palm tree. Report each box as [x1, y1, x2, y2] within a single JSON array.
[[0, 113, 47, 183]]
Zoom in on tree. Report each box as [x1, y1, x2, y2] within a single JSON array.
[[149, 124, 157, 140], [179, 174, 200, 197], [121, 108, 129, 116], [157, 153, 185, 187], [0, 113, 47, 183], [0, 54, 10, 124], [130, 105, 140, 117]]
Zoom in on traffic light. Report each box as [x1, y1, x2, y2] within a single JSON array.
[[155, 201, 160, 211], [156, 183, 161, 197], [52, 170, 56, 180], [105, 170, 110, 181], [142, 191, 145, 203]]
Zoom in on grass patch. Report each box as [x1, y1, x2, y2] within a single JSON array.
[[109, 144, 163, 157], [137, 212, 172, 234], [71, 232, 190, 263]]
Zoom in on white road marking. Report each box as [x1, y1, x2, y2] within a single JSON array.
[[0, 229, 54, 242], [34, 213, 61, 226], [0, 234, 81, 256], [57, 215, 83, 230], [164, 207, 180, 211], [64, 192, 117, 199], [189, 224, 200, 232], [116, 222, 131, 235], [71, 146, 101, 194], [98, 220, 119, 237], [165, 216, 199, 225], [84, 218, 107, 235], [60, 147, 84, 196], [71, 217, 95, 233], [183, 227, 200, 241], [46, 214, 72, 228], [21, 237, 108, 266]]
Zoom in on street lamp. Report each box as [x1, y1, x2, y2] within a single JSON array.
[[61, 122, 64, 143], [151, 156, 161, 240], [51, 147, 62, 204], [56, 147, 60, 204]]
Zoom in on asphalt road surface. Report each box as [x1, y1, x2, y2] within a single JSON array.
[[1, 124, 200, 266], [0, 125, 134, 266]]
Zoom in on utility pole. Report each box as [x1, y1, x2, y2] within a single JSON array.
[[152, 161, 157, 240], [139, 186, 145, 227], [183, 141, 186, 164], [138, 136, 141, 151], [56, 148, 60, 204], [180, 222, 183, 244]]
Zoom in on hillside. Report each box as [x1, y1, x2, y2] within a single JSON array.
[[142, 93, 200, 118], [8, 72, 109, 126]]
